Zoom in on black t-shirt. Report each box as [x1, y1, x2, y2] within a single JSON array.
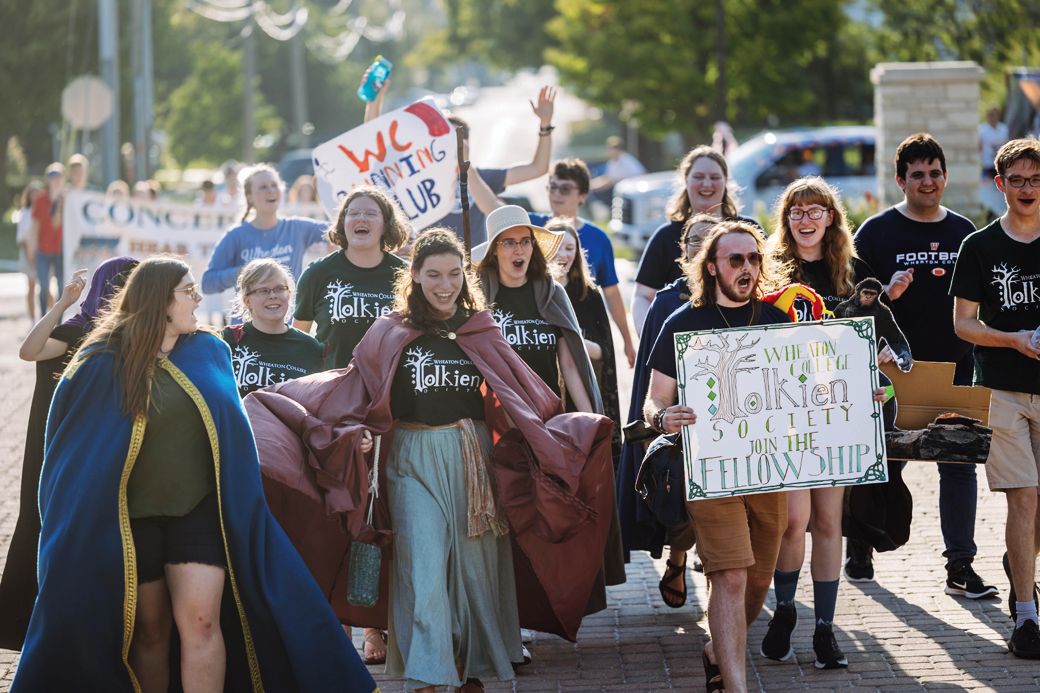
[[294, 251, 408, 370], [949, 218, 1040, 393], [648, 301, 791, 381], [635, 215, 760, 290], [854, 207, 975, 362], [222, 323, 323, 397], [491, 282, 561, 395], [791, 257, 875, 314], [390, 311, 485, 424]]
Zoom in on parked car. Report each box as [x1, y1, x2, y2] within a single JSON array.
[[611, 126, 1003, 252]]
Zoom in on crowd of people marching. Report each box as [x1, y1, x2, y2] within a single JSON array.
[[2, 82, 1040, 693]]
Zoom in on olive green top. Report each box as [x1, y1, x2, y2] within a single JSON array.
[[127, 365, 215, 519]]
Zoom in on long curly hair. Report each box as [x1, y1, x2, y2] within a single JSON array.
[[688, 220, 770, 308], [394, 228, 485, 333], [667, 146, 741, 222], [767, 176, 858, 297], [327, 186, 409, 253], [76, 256, 193, 418]]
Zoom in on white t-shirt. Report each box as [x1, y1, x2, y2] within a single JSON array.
[[605, 152, 646, 181], [979, 121, 1009, 167]]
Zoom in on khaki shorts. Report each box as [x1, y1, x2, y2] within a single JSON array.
[[986, 389, 1040, 490], [685, 492, 787, 576]]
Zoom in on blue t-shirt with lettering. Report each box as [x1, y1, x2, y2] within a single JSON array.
[[202, 216, 327, 294]]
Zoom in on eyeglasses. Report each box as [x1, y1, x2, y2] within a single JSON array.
[[499, 237, 533, 250], [247, 285, 290, 298], [547, 182, 579, 195], [788, 207, 828, 221], [345, 209, 381, 219], [1003, 175, 1040, 189], [174, 284, 201, 300], [715, 252, 763, 269]]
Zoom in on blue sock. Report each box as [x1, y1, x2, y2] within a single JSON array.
[[773, 569, 800, 607], [1016, 600, 1039, 629], [814, 579, 839, 625]]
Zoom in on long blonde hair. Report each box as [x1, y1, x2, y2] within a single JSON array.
[[76, 257, 191, 418], [767, 177, 858, 297]]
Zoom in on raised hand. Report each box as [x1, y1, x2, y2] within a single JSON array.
[[529, 85, 557, 128]]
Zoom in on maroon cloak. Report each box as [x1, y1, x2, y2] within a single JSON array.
[[244, 310, 617, 641]]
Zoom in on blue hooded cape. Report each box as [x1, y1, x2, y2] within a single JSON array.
[[617, 277, 689, 560], [13, 331, 378, 693]]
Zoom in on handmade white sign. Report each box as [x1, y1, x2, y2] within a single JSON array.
[[312, 98, 458, 229], [675, 318, 887, 501]]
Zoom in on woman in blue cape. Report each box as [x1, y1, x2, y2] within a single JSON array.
[[13, 256, 377, 693]]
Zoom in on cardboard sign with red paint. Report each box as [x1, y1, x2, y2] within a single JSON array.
[[312, 98, 458, 230]]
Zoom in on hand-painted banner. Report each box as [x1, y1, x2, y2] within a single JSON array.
[[61, 191, 327, 322], [675, 318, 887, 501], [312, 98, 457, 229]]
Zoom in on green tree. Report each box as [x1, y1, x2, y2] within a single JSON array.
[[163, 42, 282, 166], [546, 0, 871, 143]]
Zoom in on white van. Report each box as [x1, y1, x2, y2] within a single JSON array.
[[610, 126, 1002, 251]]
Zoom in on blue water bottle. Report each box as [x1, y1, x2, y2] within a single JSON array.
[[357, 56, 393, 102]]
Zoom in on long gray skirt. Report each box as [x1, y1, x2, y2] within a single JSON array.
[[385, 421, 521, 690]]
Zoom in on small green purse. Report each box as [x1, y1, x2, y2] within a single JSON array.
[[347, 435, 381, 608]]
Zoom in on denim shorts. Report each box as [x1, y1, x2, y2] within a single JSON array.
[[130, 493, 227, 583]]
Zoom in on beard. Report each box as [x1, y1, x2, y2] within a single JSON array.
[[717, 272, 757, 303]]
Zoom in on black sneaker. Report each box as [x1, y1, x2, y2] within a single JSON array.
[[944, 558, 999, 599], [840, 549, 873, 582], [1003, 551, 1040, 622], [812, 623, 849, 669], [760, 602, 796, 661], [1008, 619, 1040, 659]]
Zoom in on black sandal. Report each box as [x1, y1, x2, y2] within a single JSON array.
[[702, 649, 724, 692], [659, 557, 688, 608]]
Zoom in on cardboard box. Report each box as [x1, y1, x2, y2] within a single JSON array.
[[880, 361, 991, 429]]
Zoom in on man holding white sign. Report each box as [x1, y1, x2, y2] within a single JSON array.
[[645, 220, 890, 691], [644, 221, 791, 693]]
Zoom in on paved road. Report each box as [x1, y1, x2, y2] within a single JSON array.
[[1, 266, 1038, 691]]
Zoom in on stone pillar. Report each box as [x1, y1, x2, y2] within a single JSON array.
[[871, 61, 985, 214]]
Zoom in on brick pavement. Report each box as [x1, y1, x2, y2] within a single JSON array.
[[1, 305, 1039, 691]]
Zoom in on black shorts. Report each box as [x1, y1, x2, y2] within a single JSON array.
[[130, 493, 227, 584]]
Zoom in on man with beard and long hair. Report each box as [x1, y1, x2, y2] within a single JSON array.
[[643, 220, 790, 692]]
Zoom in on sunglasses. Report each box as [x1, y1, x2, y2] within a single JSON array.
[[714, 252, 763, 269]]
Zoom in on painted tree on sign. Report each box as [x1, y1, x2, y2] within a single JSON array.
[[688, 332, 760, 423]]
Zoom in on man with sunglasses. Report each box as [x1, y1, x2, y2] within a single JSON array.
[[951, 138, 1040, 658], [644, 220, 790, 692], [531, 158, 637, 366], [852, 133, 996, 600]]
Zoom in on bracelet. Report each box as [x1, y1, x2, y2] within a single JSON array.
[[539, 124, 555, 135], [652, 407, 667, 433]]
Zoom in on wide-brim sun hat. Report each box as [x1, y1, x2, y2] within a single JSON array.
[[471, 205, 564, 264]]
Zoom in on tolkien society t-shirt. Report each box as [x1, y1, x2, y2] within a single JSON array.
[[949, 218, 1040, 393], [221, 323, 322, 397], [492, 282, 561, 395], [294, 251, 408, 369], [390, 311, 485, 425]]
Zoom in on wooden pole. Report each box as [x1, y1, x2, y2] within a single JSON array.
[[456, 126, 471, 254]]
